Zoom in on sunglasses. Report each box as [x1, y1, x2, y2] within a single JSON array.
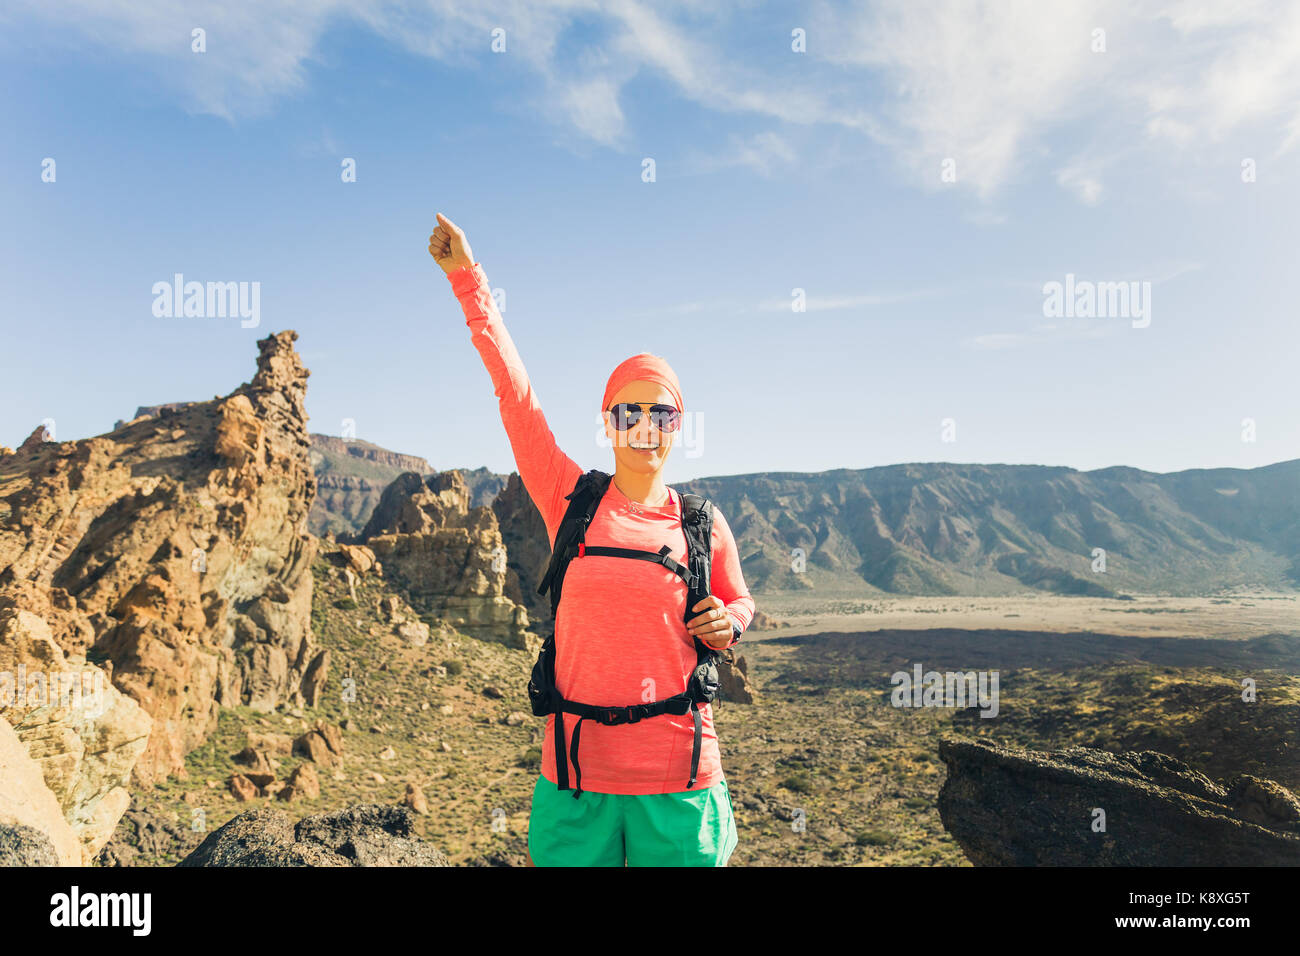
[[607, 402, 681, 433]]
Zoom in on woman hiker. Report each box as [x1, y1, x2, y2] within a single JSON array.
[[429, 213, 755, 866]]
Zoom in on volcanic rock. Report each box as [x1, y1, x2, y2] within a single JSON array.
[[0, 822, 60, 866], [937, 737, 1300, 865], [179, 804, 449, 866]]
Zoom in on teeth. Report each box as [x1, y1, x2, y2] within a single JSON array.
[[630, 443, 658, 449]]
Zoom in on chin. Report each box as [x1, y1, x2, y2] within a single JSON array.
[[617, 450, 665, 473]]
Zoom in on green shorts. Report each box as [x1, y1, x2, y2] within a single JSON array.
[[528, 774, 739, 867]]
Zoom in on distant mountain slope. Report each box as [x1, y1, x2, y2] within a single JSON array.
[[308, 435, 434, 538], [676, 459, 1300, 596], [313, 437, 1298, 595]]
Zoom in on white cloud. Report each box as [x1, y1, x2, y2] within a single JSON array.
[[681, 130, 800, 178], [1056, 162, 1105, 205], [815, 0, 1300, 197], [6, 0, 1300, 200], [4, 0, 370, 120]]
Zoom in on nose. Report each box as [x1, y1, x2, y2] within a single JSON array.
[[621, 406, 667, 446]]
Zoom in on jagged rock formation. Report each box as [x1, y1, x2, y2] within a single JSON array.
[[179, 804, 449, 866], [0, 331, 320, 808], [307, 432, 509, 539], [717, 649, 757, 704], [491, 472, 554, 636], [116, 403, 194, 428], [358, 471, 538, 651], [937, 737, 1300, 865]]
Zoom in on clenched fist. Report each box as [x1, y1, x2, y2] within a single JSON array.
[[428, 212, 476, 275]]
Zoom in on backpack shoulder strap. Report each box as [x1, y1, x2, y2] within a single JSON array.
[[536, 469, 612, 619], [678, 491, 715, 629]]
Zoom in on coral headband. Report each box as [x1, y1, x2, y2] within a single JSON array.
[[601, 353, 684, 414]]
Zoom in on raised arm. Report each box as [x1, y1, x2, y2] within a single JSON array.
[[429, 213, 581, 544]]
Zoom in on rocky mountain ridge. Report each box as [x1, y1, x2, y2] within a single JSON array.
[[678, 460, 1300, 596], [1, 331, 320, 860]]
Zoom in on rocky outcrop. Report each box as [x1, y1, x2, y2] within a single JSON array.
[[336, 543, 373, 574], [293, 720, 344, 767], [717, 649, 757, 704], [117, 403, 195, 428], [0, 331, 318, 797], [179, 804, 450, 866], [937, 737, 1300, 866], [359, 471, 537, 651], [747, 609, 790, 630], [491, 472, 554, 636], [0, 609, 151, 861]]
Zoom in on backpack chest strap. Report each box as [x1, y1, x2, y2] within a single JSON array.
[[575, 543, 696, 589]]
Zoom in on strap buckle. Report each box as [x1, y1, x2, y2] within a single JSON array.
[[594, 703, 653, 725]]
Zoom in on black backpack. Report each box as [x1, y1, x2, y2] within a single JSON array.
[[529, 468, 728, 798]]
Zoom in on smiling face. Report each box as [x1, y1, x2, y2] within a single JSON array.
[[603, 379, 678, 476]]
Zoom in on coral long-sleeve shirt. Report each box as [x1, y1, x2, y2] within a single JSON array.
[[447, 261, 755, 794]]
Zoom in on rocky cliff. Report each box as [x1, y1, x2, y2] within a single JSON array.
[[358, 471, 538, 651], [491, 472, 554, 637], [0, 331, 320, 861]]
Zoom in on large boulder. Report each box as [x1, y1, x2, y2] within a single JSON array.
[[179, 804, 450, 866], [361, 471, 538, 651], [717, 649, 757, 704], [0, 822, 60, 866], [937, 737, 1300, 866]]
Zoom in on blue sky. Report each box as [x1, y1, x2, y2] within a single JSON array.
[[2, 1, 1297, 483]]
